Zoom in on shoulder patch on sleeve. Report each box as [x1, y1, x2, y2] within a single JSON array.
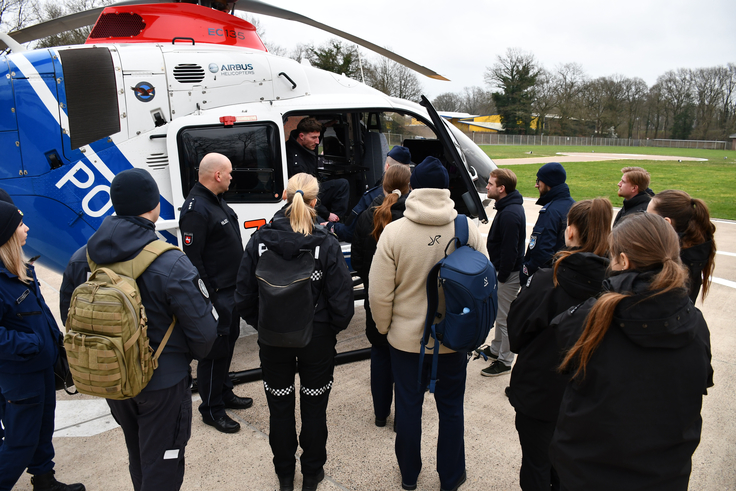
[[183, 233, 193, 246], [194, 277, 209, 299]]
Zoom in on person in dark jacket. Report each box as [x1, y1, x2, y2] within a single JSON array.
[[646, 189, 716, 303], [235, 172, 354, 491], [328, 145, 412, 242], [351, 164, 411, 428], [476, 168, 526, 377], [60, 169, 218, 491], [506, 198, 613, 491], [0, 202, 85, 491], [180, 153, 252, 434], [521, 162, 575, 285], [285, 117, 349, 222], [613, 166, 651, 226], [551, 212, 713, 491]]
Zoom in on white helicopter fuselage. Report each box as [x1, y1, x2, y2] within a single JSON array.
[[1, 32, 492, 272]]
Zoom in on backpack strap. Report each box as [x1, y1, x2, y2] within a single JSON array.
[[454, 214, 469, 248], [151, 316, 176, 368], [88, 241, 180, 278]]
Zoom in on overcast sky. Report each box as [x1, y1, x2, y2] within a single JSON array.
[[249, 0, 736, 99]]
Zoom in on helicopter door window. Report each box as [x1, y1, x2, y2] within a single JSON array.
[[177, 122, 283, 203]]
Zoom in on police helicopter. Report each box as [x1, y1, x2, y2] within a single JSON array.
[[0, 0, 495, 273]]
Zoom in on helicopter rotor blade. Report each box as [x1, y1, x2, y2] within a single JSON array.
[[232, 0, 449, 81], [3, 0, 170, 46], [2, 0, 449, 81]]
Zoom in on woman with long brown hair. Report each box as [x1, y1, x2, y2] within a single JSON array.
[[506, 198, 612, 491], [351, 163, 411, 428], [646, 189, 716, 303], [551, 212, 713, 491]]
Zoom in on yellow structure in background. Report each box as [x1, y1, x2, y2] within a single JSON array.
[[432, 113, 540, 133]]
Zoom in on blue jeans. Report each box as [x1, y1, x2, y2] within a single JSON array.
[[390, 347, 467, 489]]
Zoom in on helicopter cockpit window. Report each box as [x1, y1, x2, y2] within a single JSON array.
[[177, 122, 283, 203]]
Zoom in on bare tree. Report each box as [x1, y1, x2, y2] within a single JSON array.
[[582, 77, 607, 136], [552, 62, 586, 135], [432, 92, 463, 112], [460, 86, 495, 115], [531, 68, 555, 135], [32, 0, 115, 48], [0, 0, 32, 34], [622, 77, 648, 139], [365, 53, 423, 102]]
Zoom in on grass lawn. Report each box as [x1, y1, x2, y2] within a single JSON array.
[[497, 159, 736, 220], [481, 144, 736, 162]]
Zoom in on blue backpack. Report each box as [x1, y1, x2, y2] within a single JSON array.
[[420, 215, 498, 392]]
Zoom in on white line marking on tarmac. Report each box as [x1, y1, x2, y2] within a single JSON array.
[[713, 277, 736, 289]]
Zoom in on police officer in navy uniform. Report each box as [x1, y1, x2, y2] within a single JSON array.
[[180, 153, 253, 434], [520, 162, 575, 285], [59, 168, 217, 491], [285, 117, 349, 223]]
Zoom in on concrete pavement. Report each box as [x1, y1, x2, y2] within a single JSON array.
[[15, 198, 736, 491]]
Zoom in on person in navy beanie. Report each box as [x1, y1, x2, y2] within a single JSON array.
[[520, 162, 575, 285], [0, 201, 86, 491]]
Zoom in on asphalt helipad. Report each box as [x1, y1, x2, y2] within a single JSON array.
[[16, 198, 736, 491]]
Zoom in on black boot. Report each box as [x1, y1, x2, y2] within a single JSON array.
[[31, 470, 86, 491], [278, 473, 295, 491], [302, 469, 324, 491]]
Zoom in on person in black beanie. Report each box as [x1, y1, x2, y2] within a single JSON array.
[[0, 201, 86, 491], [60, 168, 217, 491], [520, 162, 575, 285]]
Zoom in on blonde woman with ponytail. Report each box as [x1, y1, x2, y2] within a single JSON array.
[[505, 198, 613, 491], [235, 173, 354, 491], [351, 163, 411, 428], [647, 189, 716, 303], [550, 213, 713, 491]]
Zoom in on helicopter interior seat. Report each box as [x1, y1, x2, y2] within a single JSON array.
[[363, 131, 388, 188]]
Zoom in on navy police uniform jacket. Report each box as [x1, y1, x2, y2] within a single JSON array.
[[550, 270, 713, 491], [235, 216, 354, 336], [0, 262, 60, 374], [60, 216, 218, 391], [521, 183, 574, 284], [330, 182, 383, 242], [179, 182, 243, 314], [486, 190, 526, 283], [507, 251, 609, 421]]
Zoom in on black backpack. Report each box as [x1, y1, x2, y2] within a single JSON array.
[[254, 232, 324, 348]]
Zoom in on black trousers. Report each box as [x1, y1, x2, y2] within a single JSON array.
[[317, 178, 349, 219], [198, 288, 240, 420], [108, 376, 192, 491], [515, 410, 560, 491], [259, 333, 337, 478]]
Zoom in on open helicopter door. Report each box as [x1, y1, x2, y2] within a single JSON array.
[[165, 106, 287, 246], [420, 96, 489, 224]]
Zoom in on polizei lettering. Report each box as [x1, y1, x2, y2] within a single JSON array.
[[220, 63, 255, 76]]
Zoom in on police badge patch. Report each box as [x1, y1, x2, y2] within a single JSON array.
[[529, 234, 538, 249], [184, 233, 193, 246], [198, 278, 209, 299]]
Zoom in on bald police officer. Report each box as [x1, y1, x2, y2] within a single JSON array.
[[180, 153, 252, 434]]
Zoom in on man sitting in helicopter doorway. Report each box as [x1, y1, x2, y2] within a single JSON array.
[[286, 117, 350, 222]]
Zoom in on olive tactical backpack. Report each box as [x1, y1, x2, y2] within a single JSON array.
[[64, 241, 178, 400]]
